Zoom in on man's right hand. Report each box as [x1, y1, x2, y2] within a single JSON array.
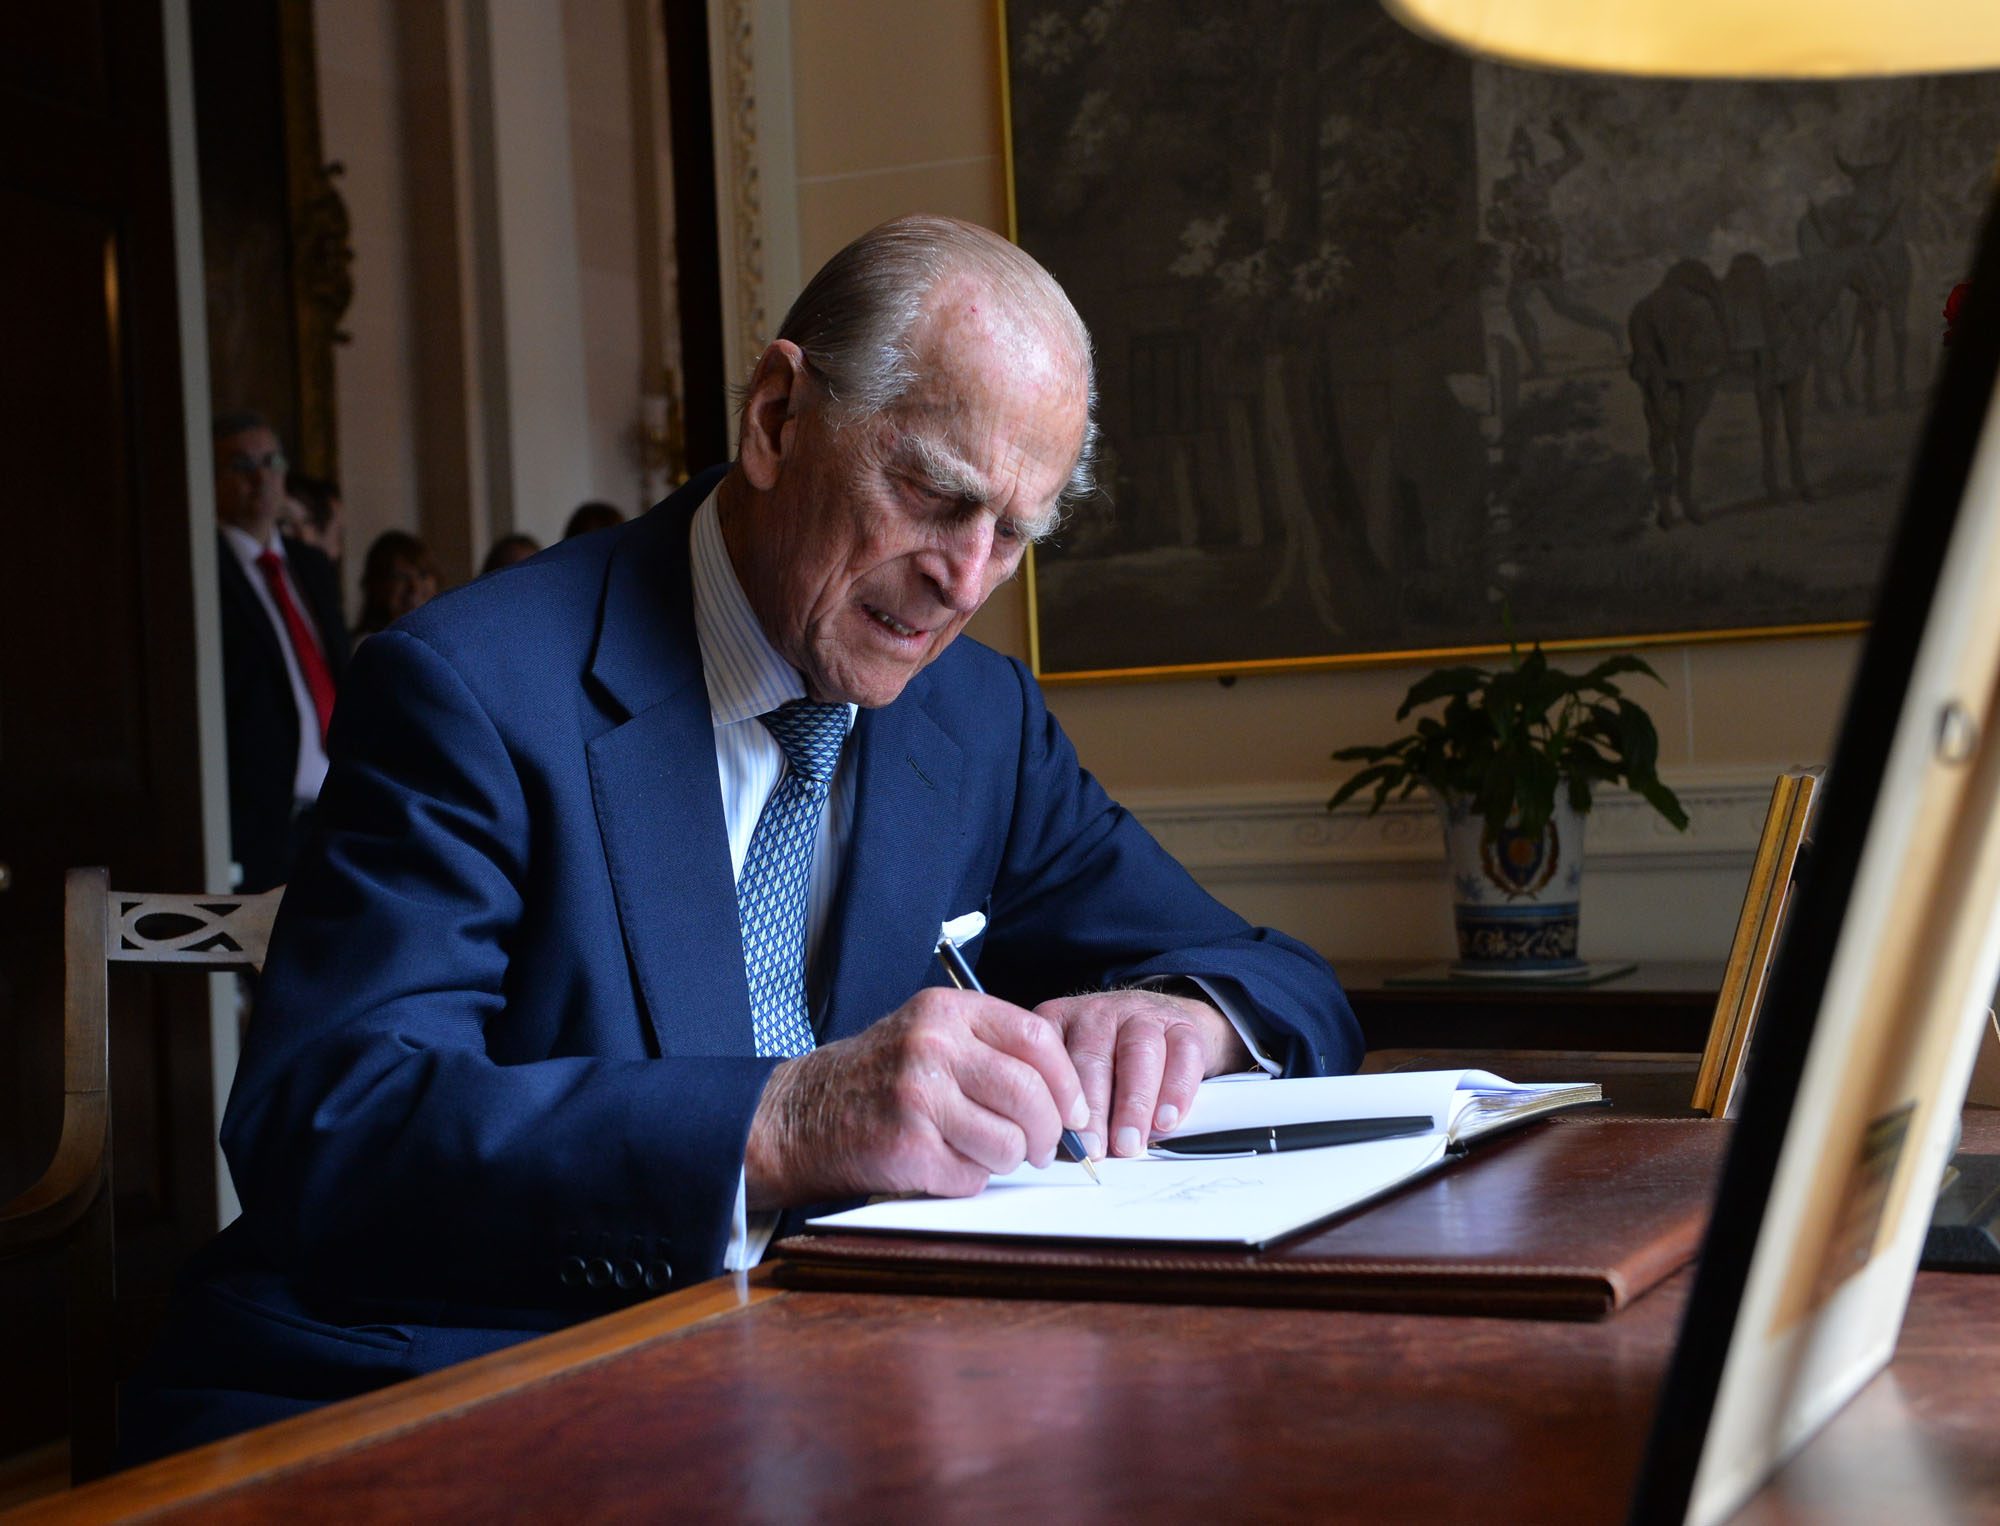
[[743, 987, 1090, 1209]]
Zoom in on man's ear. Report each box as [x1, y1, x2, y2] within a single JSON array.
[[737, 340, 813, 491]]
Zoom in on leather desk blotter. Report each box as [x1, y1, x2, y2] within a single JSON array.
[[771, 1117, 1730, 1320]]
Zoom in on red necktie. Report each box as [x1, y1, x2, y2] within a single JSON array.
[[255, 549, 337, 743]]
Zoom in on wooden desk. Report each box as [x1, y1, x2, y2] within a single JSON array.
[[20, 1115, 2000, 1524], [1340, 958, 1725, 1053]]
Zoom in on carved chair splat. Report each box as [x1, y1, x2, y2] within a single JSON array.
[[0, 867, 282, 1483]]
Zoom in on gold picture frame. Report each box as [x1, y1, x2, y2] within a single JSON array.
[[1690, 768, 1823, 1118], [994, 0, 1999, 684]]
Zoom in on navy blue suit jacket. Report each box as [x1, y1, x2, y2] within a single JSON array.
[[130, 472, 1359, 1455]]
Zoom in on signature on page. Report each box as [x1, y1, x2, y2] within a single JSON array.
[[1128, 1175, 1265, 1207]]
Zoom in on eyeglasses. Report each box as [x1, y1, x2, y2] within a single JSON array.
[[223, 450, 288, 477]]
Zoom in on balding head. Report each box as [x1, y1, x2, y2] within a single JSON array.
[[717, 216, 1093, 709], [757, 215, 1098, 513]]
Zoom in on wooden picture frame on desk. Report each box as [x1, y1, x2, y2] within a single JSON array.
[[1636, 204, 2000, 1525], [1689, 768, 1822, 1118]]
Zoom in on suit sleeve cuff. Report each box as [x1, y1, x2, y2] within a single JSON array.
[[722, 1169, 782, 1272]]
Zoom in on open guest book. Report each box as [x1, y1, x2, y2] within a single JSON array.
[[779, 1102, 1726, 1320], [804, 1070, 1601, 1248]]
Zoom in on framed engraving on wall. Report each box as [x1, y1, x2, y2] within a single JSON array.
[[1001, 0, 2000, 680]]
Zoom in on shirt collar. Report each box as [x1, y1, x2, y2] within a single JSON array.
[[221, 522, 284, 569], [689, 488, 855, 733]]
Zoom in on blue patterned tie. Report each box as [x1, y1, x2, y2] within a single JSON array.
[[738, 701, 851, 1057]]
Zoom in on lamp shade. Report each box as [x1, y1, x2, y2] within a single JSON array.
[[1383, 0, 2000, 78]]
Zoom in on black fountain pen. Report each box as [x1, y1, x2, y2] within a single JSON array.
[[934, 936, 1102, 1184], [1150, 1116, 1435, 1156]]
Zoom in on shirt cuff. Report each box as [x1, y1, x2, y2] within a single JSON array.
[[722, 1169, 782, 1272], [1147, 974, 1281, 1076]]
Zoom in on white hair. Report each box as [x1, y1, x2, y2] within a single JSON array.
[[759, 214, 1100, 512]]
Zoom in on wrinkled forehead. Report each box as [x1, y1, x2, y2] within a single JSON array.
[[898, 304, 1086, 453]]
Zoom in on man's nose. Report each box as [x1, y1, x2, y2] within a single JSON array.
[[928, 521, 994, 612]]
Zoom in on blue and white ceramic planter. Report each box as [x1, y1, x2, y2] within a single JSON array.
[[1438, 791, 1586, 972]]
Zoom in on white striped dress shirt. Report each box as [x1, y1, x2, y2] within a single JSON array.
[[689, 491, 853, 1269], [220, 523, 332, 807], [690, 491, 856, 994]]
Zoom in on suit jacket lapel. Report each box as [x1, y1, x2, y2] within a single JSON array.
[[585, 471, 755, 1058], [216, 533, 291, 681], [818, 687, 964, 1044]]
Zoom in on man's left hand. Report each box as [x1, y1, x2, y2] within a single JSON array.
[[1033, 989, 1252, 1160]]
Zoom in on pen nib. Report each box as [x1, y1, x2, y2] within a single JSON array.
[[1081, 1155, 1102, 1186]]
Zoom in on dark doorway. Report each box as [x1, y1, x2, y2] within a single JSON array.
[[0, 0, 215, 1464], [190, 0, 348, 481], [662, 0, 727, 469]]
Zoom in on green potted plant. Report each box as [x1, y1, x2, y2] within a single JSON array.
[[1328, 643, 1689, 972]]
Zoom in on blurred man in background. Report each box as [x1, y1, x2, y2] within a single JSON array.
[[212, 412, 348, 891]]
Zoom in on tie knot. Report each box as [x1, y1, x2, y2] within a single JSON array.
[[759, 702, 849, 785], [255, 549, 282, 575]]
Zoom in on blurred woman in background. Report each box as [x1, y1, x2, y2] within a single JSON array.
[[562, 500, 625, 538], [283, 470, 346, 565], [479, 532, 542, 574], [353, 530, 442, 645]]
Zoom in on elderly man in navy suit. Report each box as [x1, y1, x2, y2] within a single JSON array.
[[126, 216, 1360, 1458]]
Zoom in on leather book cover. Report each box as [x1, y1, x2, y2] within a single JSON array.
[[770, 1117, 1730, 1320]]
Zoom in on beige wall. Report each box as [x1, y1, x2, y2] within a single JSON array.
[[313, 0, 664, 597], [314, 0, 425, 619], [564, 0, 649, 514], [780, 0, 1861, 963], [789, 1, 1007, 269]]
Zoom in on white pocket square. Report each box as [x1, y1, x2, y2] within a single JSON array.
[[939, 910, 987, 948]]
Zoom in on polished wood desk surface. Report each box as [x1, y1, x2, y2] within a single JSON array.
[[19, 1115, 2000, 1525]]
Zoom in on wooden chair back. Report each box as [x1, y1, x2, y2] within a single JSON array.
[[0, 868, 280, 1482]]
